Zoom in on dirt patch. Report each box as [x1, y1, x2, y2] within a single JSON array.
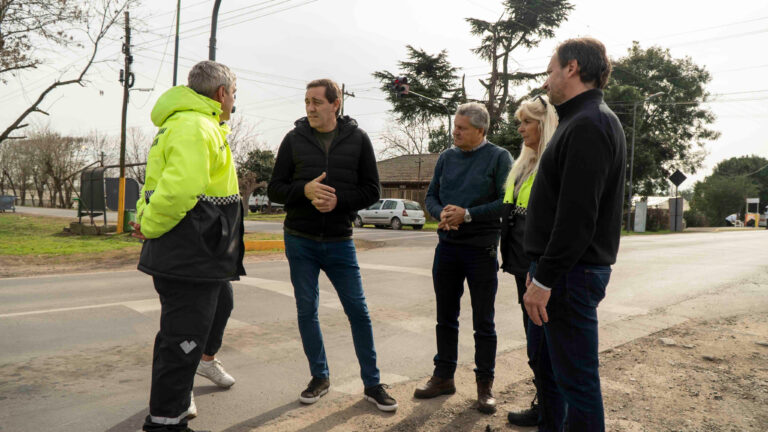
[[252, 313, 768, 431], [0, 248, 142, 278], [0, 249, 289, 278]]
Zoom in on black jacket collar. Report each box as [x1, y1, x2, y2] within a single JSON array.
[[555, 88, 604, 120]]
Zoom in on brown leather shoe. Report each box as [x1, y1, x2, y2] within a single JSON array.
[[477, 379, 496, 414], [413, 376, 456, 399]]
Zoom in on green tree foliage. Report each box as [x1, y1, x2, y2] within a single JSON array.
[[467, 0, 572, 134], [710, 155, 768, 205], [239, 149, 276, 194], [427, 125, 453, 154], [373, 45, 464, 125], [691, 175, 758, 227], [605, 42, 720, 196]]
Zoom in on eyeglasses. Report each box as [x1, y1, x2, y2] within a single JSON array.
[[535, 95, 547, 108]]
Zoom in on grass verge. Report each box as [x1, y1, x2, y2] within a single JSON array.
[[0, 213, 141, 256]]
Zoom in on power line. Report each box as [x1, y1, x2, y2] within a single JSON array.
[[132, 0, 319, 52], [131, 11, 177, 109]]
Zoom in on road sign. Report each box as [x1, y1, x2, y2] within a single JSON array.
[[669, 170, 687, 187]]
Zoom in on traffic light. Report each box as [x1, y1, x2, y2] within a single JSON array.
[[392, 76, 409, 98]]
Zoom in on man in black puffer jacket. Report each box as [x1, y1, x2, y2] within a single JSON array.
[[268, 78, 397, 412]]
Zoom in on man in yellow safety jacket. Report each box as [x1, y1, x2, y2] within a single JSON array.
[[131, 60, 244, 432]]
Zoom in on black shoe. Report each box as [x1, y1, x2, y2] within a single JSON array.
[[507, 398, 539, 426], [299, 376, 330, 404], [142, 415, 210, 432], [364, 383, 398, 412]]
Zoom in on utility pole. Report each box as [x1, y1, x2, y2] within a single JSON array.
[[209, 0, 222, 61], [172, 0, 181, 85], [117, 11, 134, 234], [341, 83, 355, 116]]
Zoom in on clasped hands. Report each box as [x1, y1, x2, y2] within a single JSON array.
[[438, 204, 465, 231], [304, 172, 337, 213]]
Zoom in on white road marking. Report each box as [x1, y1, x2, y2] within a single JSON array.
[[357, 232, 435, 242], [0, 301, 137, 319], [359, 263, 432, 277], [234, 276, 342, 310]]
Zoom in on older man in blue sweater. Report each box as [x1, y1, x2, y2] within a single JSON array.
[[414, 102, 512, 414]]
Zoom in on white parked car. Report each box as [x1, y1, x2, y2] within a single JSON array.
[[355, 198, 425, 230], [248, 193, 284, 213]]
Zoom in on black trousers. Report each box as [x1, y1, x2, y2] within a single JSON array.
[[143, 277, 233, 431], [432, 241, 499, 381]]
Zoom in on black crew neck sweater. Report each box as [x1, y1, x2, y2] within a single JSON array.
[[524, 89, 627, 288]]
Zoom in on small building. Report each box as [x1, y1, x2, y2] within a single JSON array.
[[376, 154, 440, 219]]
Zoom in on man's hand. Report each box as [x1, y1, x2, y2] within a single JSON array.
[[523, 272, 551, 326], [304, 172, 336, 201], [440, 205, 465, 229], [312, 193, 338, 213], [129, 221, 147, 241], [438, 207, 458, 231]]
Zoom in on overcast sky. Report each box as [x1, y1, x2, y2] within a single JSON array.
[[2, 0, 767, 189]]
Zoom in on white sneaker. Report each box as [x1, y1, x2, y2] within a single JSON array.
[[196, 358, 236, 388], [181, 391, 197, 419]]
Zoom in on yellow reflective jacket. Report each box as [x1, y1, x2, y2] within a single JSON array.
[[136, 86, 244, 282]]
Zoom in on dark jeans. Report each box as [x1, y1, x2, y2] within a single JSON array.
[[432, 241, 498, 381], [527, 261, 610, 432], [143, 277, 232, 431], [284, 233, 380, 388]]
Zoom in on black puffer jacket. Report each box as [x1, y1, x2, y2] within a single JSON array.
[[268, 116, 380, 240]]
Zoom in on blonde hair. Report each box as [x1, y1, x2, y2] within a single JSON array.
[[506, 95, 558, 196]]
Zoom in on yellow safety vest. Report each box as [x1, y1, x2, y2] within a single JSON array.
[[503, 171, 535, 209]]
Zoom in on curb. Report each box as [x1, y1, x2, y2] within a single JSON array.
[[244, 240, 285, 251]]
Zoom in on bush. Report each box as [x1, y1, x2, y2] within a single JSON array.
[[683, 210, 708, 227]]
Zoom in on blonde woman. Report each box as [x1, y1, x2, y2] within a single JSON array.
[[500, 94, 557, 426]]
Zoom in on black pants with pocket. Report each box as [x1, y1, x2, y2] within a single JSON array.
[[143, 277, 233, 431]]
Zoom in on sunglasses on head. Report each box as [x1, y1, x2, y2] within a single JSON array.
[[535, 95, 547, 108]]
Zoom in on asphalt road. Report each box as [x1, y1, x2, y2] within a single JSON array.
[[1, 230, 767, 431]]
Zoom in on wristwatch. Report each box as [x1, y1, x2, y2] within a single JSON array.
[[464, 208, 472, 223]]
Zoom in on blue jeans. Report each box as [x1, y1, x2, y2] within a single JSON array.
[[432, 241, 499, 381], [284, 233, 380, 388], [528, 261, 610, 432]]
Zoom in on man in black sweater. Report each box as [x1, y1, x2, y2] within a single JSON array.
[[414, 102, 512, 414], [267, 79, 397, 412], [518, 38, 626, 431]]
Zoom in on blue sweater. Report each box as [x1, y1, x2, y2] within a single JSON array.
[[426, 142, 513, 247]]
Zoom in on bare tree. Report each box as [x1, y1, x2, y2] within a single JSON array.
[[82, 129, 118, 167], [0, 0, 138, 144], [0, 0, 85, 80], [127, 127, 150, 184], [227, 116, 265, 169], [377, 116, 435, 159]]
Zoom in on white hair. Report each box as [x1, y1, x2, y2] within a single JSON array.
[[456, 102, 490, 135], [187, 60, 236, 99]]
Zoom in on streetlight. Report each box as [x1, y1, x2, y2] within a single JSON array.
[[626, 91, 664, 232]]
